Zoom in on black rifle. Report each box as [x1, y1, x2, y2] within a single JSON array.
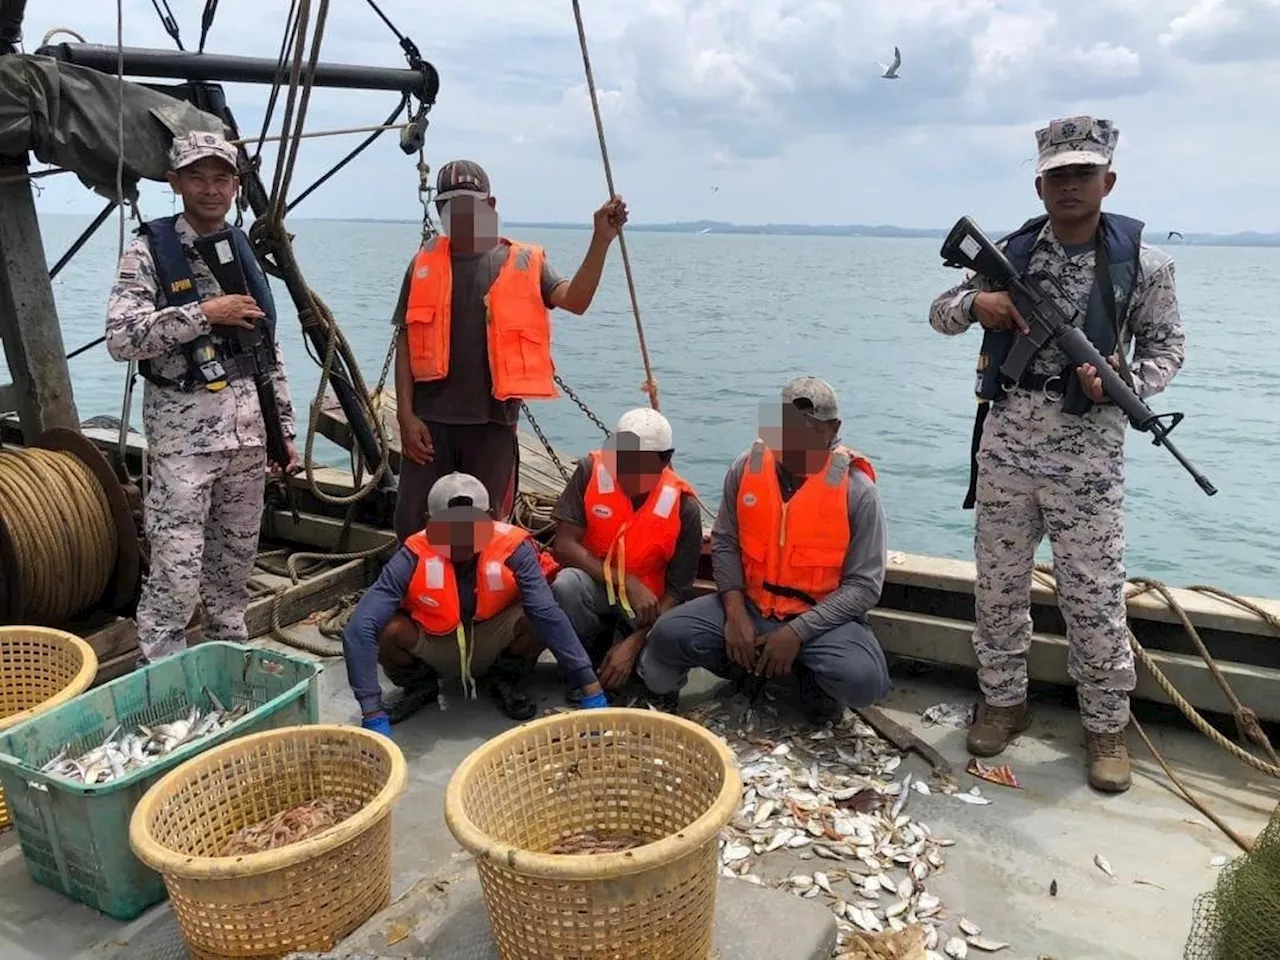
[[940, 216, 1217, 497], [192, 231, 292, 473]]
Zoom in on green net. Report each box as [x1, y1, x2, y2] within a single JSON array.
[[1185, 802, 1280, 960]]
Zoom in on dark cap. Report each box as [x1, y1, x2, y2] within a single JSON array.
[[435, 160, 491, 202]]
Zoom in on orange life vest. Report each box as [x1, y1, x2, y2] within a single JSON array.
[[580, 450, 695, 616], [735, 440, 876, 619], [402, 521, 532, 697], [403, 235, 558, 400]]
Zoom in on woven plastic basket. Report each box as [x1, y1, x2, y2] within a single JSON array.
[[129, 724, 408, 960], [444, 707, 743, 960], [0, 626, 97, 829]]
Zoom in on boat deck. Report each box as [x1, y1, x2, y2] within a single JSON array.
[[1, 621, 1272, 960]]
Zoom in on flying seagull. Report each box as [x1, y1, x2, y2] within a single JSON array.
[[1167, 230, 1183, 240], [877, 46, 902, 79]]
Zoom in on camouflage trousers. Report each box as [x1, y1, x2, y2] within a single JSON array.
[[136, 447, 267, 661], [972, 458, 1135, 733]]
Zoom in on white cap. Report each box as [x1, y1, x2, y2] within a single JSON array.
[[612, 408, 674, 453], [426, 472, 491, 518]]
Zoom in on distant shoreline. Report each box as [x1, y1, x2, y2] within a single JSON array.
[[333, 218, 1280, 248], [35, 211, 1280, 247]]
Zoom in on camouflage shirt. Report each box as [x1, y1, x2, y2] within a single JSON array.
[[105, 215, 297, 459], [928, 219, 1186, 473]]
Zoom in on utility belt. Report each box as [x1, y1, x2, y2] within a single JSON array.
[[1008, 368, 1073, 402], [961, 365, 1074, 509], [140, 334, 270, 393]]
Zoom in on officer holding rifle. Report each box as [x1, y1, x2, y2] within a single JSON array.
[[927, 116, 1187, 793]]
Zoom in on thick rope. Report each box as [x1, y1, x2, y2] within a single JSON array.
[[569, 0, 659, 412], [1032, 562, 1280, 779], [261, 544, 394, 656], [0, 449, 117, 624]]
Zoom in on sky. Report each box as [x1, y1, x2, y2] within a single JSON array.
[[16, 0, 1280, 233]]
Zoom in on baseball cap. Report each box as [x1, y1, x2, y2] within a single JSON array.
[[612, 408, 674, 453], [168, 130, 238, 172], [782, 376, 839, 422], [1034, 116, 1118, 175], [426, 472, 491, 519], [435, 159, 491, 202]]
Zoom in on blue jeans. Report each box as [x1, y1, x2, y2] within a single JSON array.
[[636, 594, 891, 707]]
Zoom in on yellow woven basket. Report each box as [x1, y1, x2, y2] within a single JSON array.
[[0, 626, 98, 830], [129, 724, 408, 960], [444, 706, 743, 960]]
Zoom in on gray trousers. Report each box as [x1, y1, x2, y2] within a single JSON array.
[[550, 568, 620, 663], [636, 594, 892, 707]]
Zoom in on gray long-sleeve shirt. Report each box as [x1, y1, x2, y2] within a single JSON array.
[[710, 447, 888, 642], [342, 540, 598, 714]]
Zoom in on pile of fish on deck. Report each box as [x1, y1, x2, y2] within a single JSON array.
[[682, 695, 1007, 960], [39, 688, 248, 785]]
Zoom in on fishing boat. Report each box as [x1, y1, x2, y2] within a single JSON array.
[[1, 3, 1277, 959]]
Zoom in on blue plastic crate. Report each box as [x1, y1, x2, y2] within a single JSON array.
[[0, 641, 321, 920]]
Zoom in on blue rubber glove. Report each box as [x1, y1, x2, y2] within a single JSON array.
[[580, 691, 609, 709], [361, 711, 392, 736]]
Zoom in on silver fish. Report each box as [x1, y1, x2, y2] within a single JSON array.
[[966, 936, 1010, 952], [1094, 853, 1117, 880], [944, 936, 969, 958]]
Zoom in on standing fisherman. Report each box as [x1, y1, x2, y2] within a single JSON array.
[[391, 160, 628, 541], [928, 116, 1186, 792], [105, 131, 298, 662]]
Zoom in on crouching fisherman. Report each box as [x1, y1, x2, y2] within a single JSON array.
[[343, 473, 607, 736], [549, 408, 703, 699], [637, 377, 892, 722]]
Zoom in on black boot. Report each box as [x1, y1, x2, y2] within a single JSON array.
[[485, 653, 537, 721], [795, 663, 841, 725], [382, 660, 439, 725], [630, 679, 679, 713]]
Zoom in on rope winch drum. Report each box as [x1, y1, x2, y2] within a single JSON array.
[[0, 428, 140, 626]]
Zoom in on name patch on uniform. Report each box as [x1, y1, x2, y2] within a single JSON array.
[[591, 504, 613, 519]]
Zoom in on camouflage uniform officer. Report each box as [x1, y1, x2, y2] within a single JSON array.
[[106, 131, 298, 662], [928, 117, 1186, 792]]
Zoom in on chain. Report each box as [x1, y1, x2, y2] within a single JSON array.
[[555, 374, 611, 436], [417, 148, 437, 244], [520, 402, 570, 482]]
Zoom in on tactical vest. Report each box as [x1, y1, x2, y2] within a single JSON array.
[[138, 215, 279, 391], [974, 211, 1143, 415], [960, 212, 1144, 510]]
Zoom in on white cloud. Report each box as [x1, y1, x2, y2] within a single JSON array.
[[15, 0, 1280, 233]]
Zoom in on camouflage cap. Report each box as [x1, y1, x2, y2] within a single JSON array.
[[435, 159, 491, 201], [426, 472, 491, 519], [1034, 116, 1118, 175], [168, 130, 238, 172], [782, 376, 839, 422]]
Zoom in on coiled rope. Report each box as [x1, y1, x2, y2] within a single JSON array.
[[1033, 563, 1280, 852], [0, 448, 117, 624]]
